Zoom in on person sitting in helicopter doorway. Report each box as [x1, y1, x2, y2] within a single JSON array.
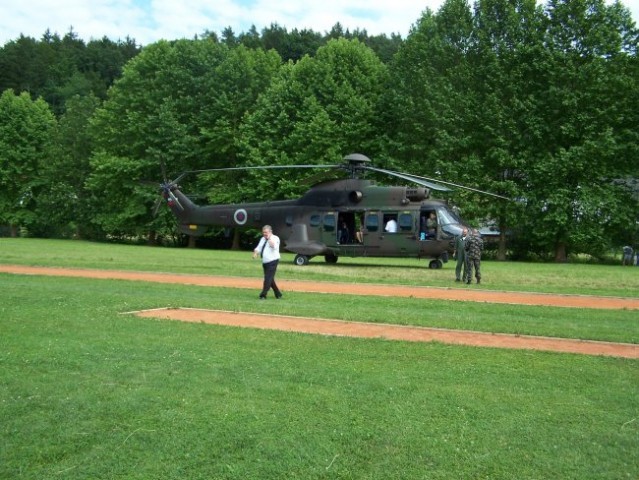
[[622, 245, 634, 266], [425, 212, 437, 239], [453, 227, 468, 282], [464, 228, 484, 284], [338, 221, 350, 244], [253, 225, 283, 299], [419, 216, 427, 240]]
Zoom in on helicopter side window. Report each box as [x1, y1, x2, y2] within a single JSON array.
[[310, 214, 321, 227], [323, 214, 336, 232], [398, 212, 413, 232], [366, 213, 379, 232], [285, 215, 293, 227]]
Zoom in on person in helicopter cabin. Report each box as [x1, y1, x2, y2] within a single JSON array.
[[338, 221, 350, 244], [384, 216, 398, 233], [425, 212, 437, 239]]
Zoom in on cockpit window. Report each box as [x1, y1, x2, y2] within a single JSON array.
[[436, 206, 462, 225]]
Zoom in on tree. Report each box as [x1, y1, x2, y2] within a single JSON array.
[[388, 0, 638, 260], [519, 0, 639, 260], [0, 30, 140, 117], [238, 38, 390, 202], [88, 39, 281, 242], [465, 0, 544, 259], [34, 94, 100, 238], [0, 89, 57, 236], [388, 0, 482, 200]]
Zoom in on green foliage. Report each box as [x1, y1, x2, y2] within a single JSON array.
[[236, 39, 390, 201], [0, 30, 139, 116], [0, 90, 57, 235], [389, 0, 639, 260], [84, 152, 156, 237], [31, 94, 100, 238]]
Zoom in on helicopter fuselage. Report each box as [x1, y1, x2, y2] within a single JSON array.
[[165, 178, 466, 267]]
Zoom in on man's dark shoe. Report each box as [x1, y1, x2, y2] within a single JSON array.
[[466, 280, 471, 284], [275, 293, 283, 299], [476, 279, 480, 284], [455, 278, 460, 282], [259, 295, 266, 300]]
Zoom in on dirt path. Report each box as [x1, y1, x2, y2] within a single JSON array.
[[2, 264, 638, 358], [2, 264, 638, 309], [134, 308, 639, 358]]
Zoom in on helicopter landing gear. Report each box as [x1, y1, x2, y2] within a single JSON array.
[[324, 254, 338, 264], [294, 254, 310, 266], [428, 259, 443, 269]]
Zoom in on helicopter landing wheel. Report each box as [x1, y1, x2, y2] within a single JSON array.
[[429, 259, 443, 269], [294, 254, 310, 266], [324, 254, 338, 264]]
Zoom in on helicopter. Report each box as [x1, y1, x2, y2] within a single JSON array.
[[158, 153, 507, 268]]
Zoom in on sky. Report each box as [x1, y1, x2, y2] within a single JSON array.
[[1, 0, 638, 47]]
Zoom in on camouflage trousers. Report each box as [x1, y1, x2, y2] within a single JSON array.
[[466, 257, 481, 282]]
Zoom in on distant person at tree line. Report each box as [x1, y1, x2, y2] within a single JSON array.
[[253, 225, 282, 300], [622, 245, 634, 266], [465, 228, 484, 284]]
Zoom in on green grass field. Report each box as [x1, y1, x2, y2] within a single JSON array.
[[1, 238, 638, 479]]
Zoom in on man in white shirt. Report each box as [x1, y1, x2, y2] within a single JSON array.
[[384, 218, 398, 233], [253, 225, 283, 299]]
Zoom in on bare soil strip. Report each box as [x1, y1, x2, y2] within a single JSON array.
[[132, 308, 639, 359], [2, 264, 638, 310]]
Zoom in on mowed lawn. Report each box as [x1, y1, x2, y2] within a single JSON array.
[[1, 238, 638, 479]]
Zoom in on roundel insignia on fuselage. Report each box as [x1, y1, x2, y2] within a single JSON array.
[[234, 208, 248, 225]]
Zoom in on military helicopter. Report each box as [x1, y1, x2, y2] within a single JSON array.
[[159, 153, 506, 268]]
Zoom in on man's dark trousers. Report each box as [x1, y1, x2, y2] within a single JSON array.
[[260, 260, 281, 298]]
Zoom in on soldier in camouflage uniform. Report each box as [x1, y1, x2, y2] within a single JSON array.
[[464, 228, 484, 284]]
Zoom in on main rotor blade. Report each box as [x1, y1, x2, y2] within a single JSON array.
[[400, 171, 511, 200], [365, 166, 452, 192], [185, 164, 339, 175], [152, 197, 163, 216]]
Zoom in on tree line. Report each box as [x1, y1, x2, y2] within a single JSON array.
[[1, 0, 637, 261]]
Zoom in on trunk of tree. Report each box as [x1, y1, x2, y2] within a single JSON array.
[[554, 241, 567, 262], [187, 235, 196, 248], [10, 224, 18, 237], [231, 229, 241, 250], [497, 219, 507, 261], [497, 231, 507, 260], [147, 230, 158, 246]]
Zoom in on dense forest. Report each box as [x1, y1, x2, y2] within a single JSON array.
[[1, 0, 637, 261]]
